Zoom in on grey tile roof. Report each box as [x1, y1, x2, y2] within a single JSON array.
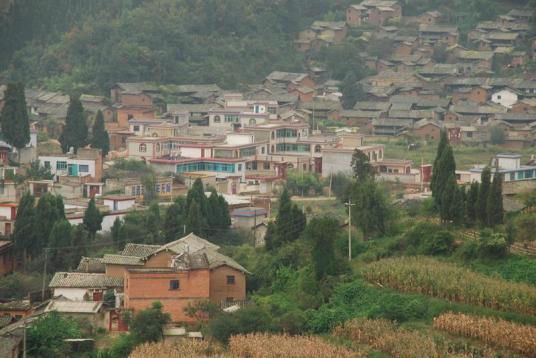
[[101, 254, 144, 266], [49, 272, 123, 288], [155, 233, 220, 255], [45, 300, 103, 314], [76, 257, 105, 273], [121, 243, 160, 257], [202, 248, 249, 273]]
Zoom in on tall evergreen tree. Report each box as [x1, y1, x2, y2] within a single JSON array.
[[48, 220, 72, 272], [70, 224, 88, 269], [145, 202, 161, 244], [432, 145, 456, 208], [486, 171, 503, 227], [264, 222, 276, 251], [111, 217, 123, 249], [466, 181, 480, 224], [351, 179, 391, 239], [90, 110, 110, 157], [83, 197, 102, 241], [351, 148, 374, 181], [308, 217, 340, 280], [59, 95, 88, 153], [35, 193, 63, 252], [431, 130, 449, 202], [477, 167, 491, 224], [207, 188, 224, 230], [186, 178, 207, 216], [0, 83, 30, 152], [164, 198, 186, 242], [12, 192, 35, 264], [55, 195, 66, 219], [275, 188, 293, 245], [185, 201, 206, 236], [217, 194, 231, 229]]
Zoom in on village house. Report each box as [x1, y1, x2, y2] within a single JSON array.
[[418, 11, 442, 25], [231, 207, 268, 231], [264, 72, 315, 91], [0, 203, 17, 237], [39, 148, 104, 182], [346, 0, 402, 27], [100, 233, 248, 322], [166, 103, 216, 126], [451, 86, 489, 104], [48, 272, 123, 302], [491, 88, 519, 109], [470, 153, 536, 183], [511, 98, 536, 113], [418, 24, 459, 46], [411, 118, 442, 141]]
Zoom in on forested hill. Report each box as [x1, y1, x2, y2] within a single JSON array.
[[0, 0, 350, 93]]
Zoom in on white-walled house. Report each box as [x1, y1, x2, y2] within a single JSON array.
[[491, 88, 519, 109], [102, 196, 136, 212], [39, 148, 103, 181], [48, 272, 123, 301], [469, 153, 536, 182]]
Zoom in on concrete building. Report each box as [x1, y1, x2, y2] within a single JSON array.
[[39, 148, 103, 181], [469, 153, 536, 183]]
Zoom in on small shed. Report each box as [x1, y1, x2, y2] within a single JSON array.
[[231, 207, 268, 230]]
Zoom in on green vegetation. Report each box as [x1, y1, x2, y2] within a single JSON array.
[[0, 82, 30, 151], [83, 197, 103, 241], [90, 109, 110, 156], [27, 311, 81, 358], [59, 96, 88, 153]]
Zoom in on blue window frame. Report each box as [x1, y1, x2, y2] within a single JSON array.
[[79, 165, 89, 173], [56, 161, 67, 170]]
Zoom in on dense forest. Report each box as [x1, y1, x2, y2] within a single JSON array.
[[0, 0, 534, 94]]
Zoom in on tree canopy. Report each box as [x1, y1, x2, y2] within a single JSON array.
[[0, 82, 30, 149], [59, 95, 88, 153]]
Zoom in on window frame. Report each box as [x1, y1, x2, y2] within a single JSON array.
[[169, 279, 180, 290]]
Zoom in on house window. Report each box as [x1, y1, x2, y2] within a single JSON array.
[[214, 115, 221, 123], [263, 162, 270, 170], [166, 184, 171, 193], [56, 161, 67, 170], [249, 118, 256, 125], [226, 275, 235, 285], [133, 125, 140, 131], [238, 164, 242, 171], [314, 145, 321, 153], [79, 165, 89, 173], [497, 95, 502, 100], [139, 144, 147, 153], [261, 147, 265, 154], [156, 143, 161, 152], [44, 161, 51, 169], [169, 280, 180, 290]]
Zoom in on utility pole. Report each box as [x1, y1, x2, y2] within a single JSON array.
[[23, 319, 27, 358], [328, 172, 333, 198], [41, 248, 48, 301], [345, 199, 355, 261]]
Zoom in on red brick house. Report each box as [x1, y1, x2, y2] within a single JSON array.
[[0, 241, 14, 276], [105, 234, 248, 323]]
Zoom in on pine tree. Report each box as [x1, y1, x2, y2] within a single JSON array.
[[90, 110, 110, 157], [111, 217, 123, 249], [48, 220, 72, 272], [186, 178, 207, 216], [453, 184, 466, 225], [217, 194, 231, 229], [12, 191, 35, 264], [466, 182, 480, 224], [207, 188, 223, 230], [351, 180, 391, 239], [477, 167, 491, 224], [309, 217, 340, 280], [59, 95, 88, 153], [164, 198, 185, 242], [185, 201, 206, 236], [431, 130, 449, 202], [145, 202, 161, 244], [70, 224, 88, 269], [55, 195, 66, 219], [440, 175, 457, 222], [432, 145, 456, 208], [83, 197, 102, 240], [0, 83, 30, 151], [35, 193, 63, 252], [351, 149, 374, 181], [264, 222, 276, 250], [275, 188, 293, 245], [486, 171, 503, 227]]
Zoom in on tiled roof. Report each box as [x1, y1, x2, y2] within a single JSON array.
[[76, 257, 105, 273], [45, 300, 103, 314], [101, 254, 144, 266], [121, 243, 160, 257], [0, 301, 31, 311], [203, 248, 249, 273], [49, 272, 123, 288]]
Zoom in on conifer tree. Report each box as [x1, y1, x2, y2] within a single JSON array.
[[185, 201, 206, 236], [432, 145, 456, 208], [12, 192, 35, 264], [207, 188, 223, 230], [0, 83, 30, 152], [83, 197, 102, 240], [145, 202, 161, 244], [309, 217, 340, 280], [486, 171, 503, 227], [351, 148, 374, 181], [70, 224, 88, 269], [111, 217, 123, 249], [431, 130, 448, 196], [59, 95, 88, 153], [186, 178, 207, 216], [477, 166, 491, 224], [466, 181, 480, 224], [35, 193, 64, 252], [90, 110, 110, 157], [217, 194, 231, 229], [164, 198, 185, 242], [48, 220, 72, 272]]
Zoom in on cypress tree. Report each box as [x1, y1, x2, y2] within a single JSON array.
[[111, 217, 123, 249], [218, 194, 231, 229], [164, 198, 185, 242], [145, 202, 161, 244], [35, 193, 63, 252], [431, 130, 448, 199], [309, 217, 340, 280], [466, 181, 480, 224], [59, 95, 88, 153], [275, 188, 293, 244], [453, 185, 466, 225], [433, 145, 456, 208], [185, 201, 206, 236], [207, 188, 223, 230], [70, 224, 88, 269], [351, 148, 374, 181], [83, 197, 102, 240], [440, 174, 457, 222], [48, 219, 72, 272], [186, 178, 207, 216], [12, 192, 35, 264], [477, 167, 491, 224], [486, 171, 503, 227], [90, 110, 110, 157], [0, 83, 30, 151]]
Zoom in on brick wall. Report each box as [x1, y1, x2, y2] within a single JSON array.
[[209, 266, 246, 304]]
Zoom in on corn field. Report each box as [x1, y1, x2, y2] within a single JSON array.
[[333, 318, 501, 358], [362, 256, 536, 316], [129, 340, 226, 358], [434, 312, 536, 356], [229, 333, 361, 358]]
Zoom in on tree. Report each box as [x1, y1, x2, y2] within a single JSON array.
[[430, 130, 448, 202], [118, 212, 147, 244], [218, 194, 231, 229], [27, 311, 80, 358], [130, 301, 170, 344], [185, 200, 207, 236], [341, 72, 366, 109], [83, 197, 102, 240], [466, 182, 479, 225], [351, 149, 374, 181], [164, 198, 186, 242], [186, 178, 207, 215], [12, 191, 35, 264], [0, 83, 30, 152], [90, 109, 110, 156], [308, 217, 341, 280], [59, 95, 88, 153], [351, 180, 392, 239], [111, 217, 123, 249], [486, 171, 503, 227], [35, 193, 64, 252], [48, 220, 72, 272], [145, 202, 161, 244], [70, 224, 88, 269], [490, 126, 505, 145], [432, 145, 456, 210], [207, 188, 224, 231], [477, 167, 491, 224], [440, 174, 461, 223]]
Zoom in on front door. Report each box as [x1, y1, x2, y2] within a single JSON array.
[[68, 164, 78, 176]]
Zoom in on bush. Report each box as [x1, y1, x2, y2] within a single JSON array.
[[421, 231, 454, 256], [207, 305, 275, 343], [457, 231, 508, 260]]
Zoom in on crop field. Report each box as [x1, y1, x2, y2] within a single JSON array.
[[362, 256, 536, 316]]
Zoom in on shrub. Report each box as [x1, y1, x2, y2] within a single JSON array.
[[207, 305, 275, 343]]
